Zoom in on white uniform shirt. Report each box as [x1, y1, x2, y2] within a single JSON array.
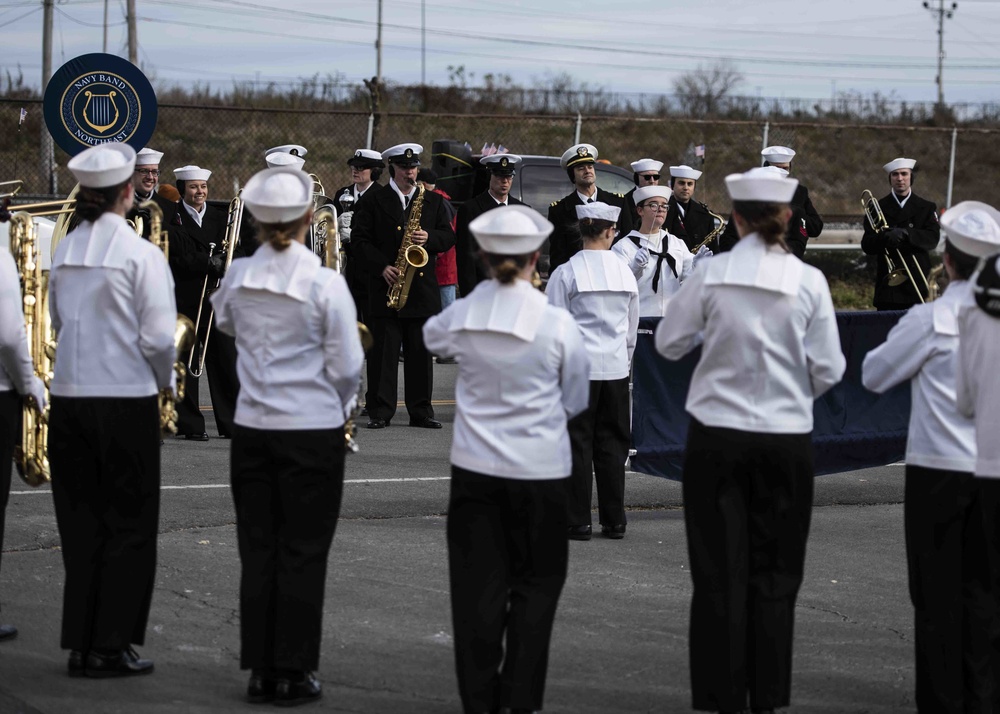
[[612, 229, 693, 317], [50, 212, 177, 397], [0, 249, 43, 398], [212, 241, 364, 430], [655, 232, 845, 434], [423, 279, 590, 480], [862, 280, 976, 472], [957, 294, 1000, 478], [546, 250, 639, 381]]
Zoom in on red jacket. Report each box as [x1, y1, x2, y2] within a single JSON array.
[[432, 188, 458, 287]]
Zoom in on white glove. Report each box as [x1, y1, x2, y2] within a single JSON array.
[[339, 212, 353, 229], [26, 376, 46, 413], [692, 245, 713, 267], [338, 223, 352, 244], [631, 247, 650, 274]]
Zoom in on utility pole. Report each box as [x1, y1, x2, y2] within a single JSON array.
[[923, 0, 957, 107], [376, 0, 383, 87], [127, 0, 138, 64], [421, 0, 426, 86], [103, 0, 109, 53], [42, 0, 55, 193]]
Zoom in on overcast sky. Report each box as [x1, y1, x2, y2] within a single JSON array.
[[3, 0, 999, 106]]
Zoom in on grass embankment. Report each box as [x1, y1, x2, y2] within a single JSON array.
[[804, 249, 943, 311]]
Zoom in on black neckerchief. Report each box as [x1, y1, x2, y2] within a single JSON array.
[[629, 234, 676, 292]]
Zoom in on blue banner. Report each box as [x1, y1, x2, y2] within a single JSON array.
[[43, 53, 158, 157], [630, 311, 910, 480]]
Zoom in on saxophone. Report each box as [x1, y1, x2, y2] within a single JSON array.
[[386, 184, 429, 310], [690, 205, 728, 254], [10, 213, 54, 487], [140, 200, 196, 433]]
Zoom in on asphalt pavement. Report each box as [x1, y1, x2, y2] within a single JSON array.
[[0, 363, 916, 713]]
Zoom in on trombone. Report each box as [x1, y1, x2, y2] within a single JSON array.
[[1, 179, 77, 219], [187, 192, 244, 378], [861, 189, 930, 304]]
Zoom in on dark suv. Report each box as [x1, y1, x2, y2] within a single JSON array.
[[431, 140, 635, 211]]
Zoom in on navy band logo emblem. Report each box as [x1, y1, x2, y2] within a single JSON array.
[[44, 53, 158, 157]]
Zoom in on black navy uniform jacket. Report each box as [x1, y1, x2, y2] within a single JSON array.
[[167, 204, 240, 317], [126, 190, 178, 241], [455, 191, 526, 297], [719, 183, 823, 259], [861, 191, 940, 310], [547, 188, 632, 273], [350, 183, 456, 319], [333, 182, 379, 285], [666, 196, 718, 252]]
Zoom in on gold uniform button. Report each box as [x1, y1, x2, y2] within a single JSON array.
[[419, 272, 424, 277], [397, 226, 402, 231]]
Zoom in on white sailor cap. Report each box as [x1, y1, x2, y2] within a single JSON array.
[[670, 165, 703, 180], [469, 205, 553, 255], [633, 186, 672, 204], [67, 142, 136, 189], [241, 167, 313, 225], [576, 201, 621, 223], [265, 144, 307, 158], [560, 143, 598, 169], [940, 201, 1000, 258], [265, 152, 305, 170], [761, 145, 796, 165], [135, 147, 164, 167], [173, 165, 212, 182], [383, 143, 423, 166], [883, 157, 917, 173], [630, 158, 663, 173], [480, 154, 522, 175], [725, 167, 799, 203], [347, 149, 384, 167]]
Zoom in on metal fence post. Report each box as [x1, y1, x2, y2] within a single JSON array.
[[946, 126, 957, 209], [760, 121, 769, 161], [366, 113, 375, 150], [574, 112, 582, 145]]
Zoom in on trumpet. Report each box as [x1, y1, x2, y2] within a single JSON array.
[[187, 193, 243, 378], [862, 189, 930, 303], [691, 206, 727, 254]]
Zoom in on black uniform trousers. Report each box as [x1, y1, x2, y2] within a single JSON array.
[[682, 418, 813, 712], [447, 466, 569, 714], [0, 391, 18, 614], [230, 425, 345, 672], [176, 320, 239, 438], [566, 377, 629, 528], [904, 465, 995, 713], [366, 314, 433, 423], [48, 395, 160, 652]]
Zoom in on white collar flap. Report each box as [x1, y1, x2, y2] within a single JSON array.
[[571, 250, 638, 294], [703, 232, 803, 296], [454, 280, 546, 342], [932, 280, 969, 336], [57, 213, 140, 269], [232, 241, 321, 302]]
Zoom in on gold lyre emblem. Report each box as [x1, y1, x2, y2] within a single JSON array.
[[82, 90, 119, 133]]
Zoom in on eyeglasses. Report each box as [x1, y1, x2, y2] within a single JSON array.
[[642, 203, 669, 212], [135, 169, 160, 177], [640, 174, 660, 181]]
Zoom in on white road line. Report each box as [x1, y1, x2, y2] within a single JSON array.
[[10, 476, 452, 496]]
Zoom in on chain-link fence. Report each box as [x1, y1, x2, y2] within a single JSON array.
[[4, 98, 998, 219]]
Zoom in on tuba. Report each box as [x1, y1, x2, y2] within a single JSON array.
[[188, 192, 243, 378], [862, 189, 931, 303], [141, 200, 196, 432], [386, 184, 429, 310], [690, 205, 727, 254], [9, 213, 55, 487]]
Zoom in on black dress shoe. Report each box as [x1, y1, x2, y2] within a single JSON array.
[[247, 668, 277, 703], [274, 671, 322, 707], [182, 432, 209, 442], [567, 525, 592, 541], [601, 524, 626, 540], [85, 647, 154, 678], [366, 417, 387, 429], [409, 417, 442, 429], [0, 624, 17, 641], [68, 650, 86, 677]]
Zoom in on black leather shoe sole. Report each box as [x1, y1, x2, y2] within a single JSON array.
[[68, 650, 86, 677], [274, 673, 322, 707], [409, 418, 442, 429], [247, 670, 277, 703], [601, 524, 626, 539], [0, 624, 17, 642], [568, 525, 592, 541], [366, 418, 387, 429], [181, 432, 209, 442], [85, 649, 154, 678]]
